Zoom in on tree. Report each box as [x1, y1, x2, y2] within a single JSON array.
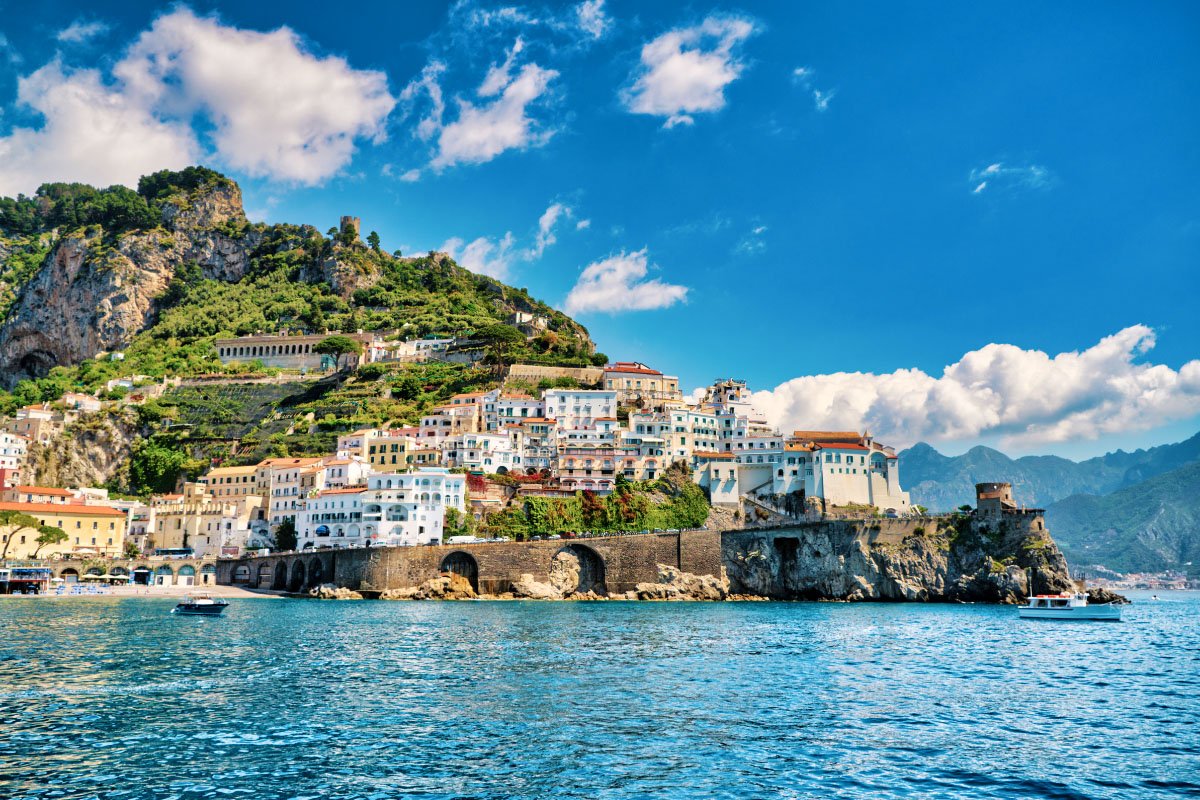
[[124, 541, 141, 558], [274, 519, 297, 552], [31, 526, 68, 558], [367, 231, 381, 251], [0, 511, 41, 559], [313, 335, 362, 371]]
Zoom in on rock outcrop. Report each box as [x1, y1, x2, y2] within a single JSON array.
[[310, 583, 364, 600], [723, 513, 1073, 604], [0, 182, 258, 387], [635, 564, 729, 601], [25, 410, 140, 488], [380, 572, 477, 600]]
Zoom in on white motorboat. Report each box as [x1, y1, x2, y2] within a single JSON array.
[[1018, 592, 1121, 621], [171, 592, 229, 616]]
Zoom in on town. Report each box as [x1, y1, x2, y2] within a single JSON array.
[[0, 340, 913, 592]]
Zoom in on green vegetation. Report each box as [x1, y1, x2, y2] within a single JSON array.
[[0, 510, 40, 558], [275, 519, 298, 552], [313, 335, 362, 371], [31, 526, 68, 558], [481, 467, 709, 540]]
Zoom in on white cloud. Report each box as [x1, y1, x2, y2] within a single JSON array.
[[525, 201, 572, 259], [733, 223, 767, 255], [57, 19, 109, 44], [564, 249, 689, 314], [576, 0, 611, 39], [622, 16, 757, 127], [576, 218, 591, 230], [792, 65, 835, 112], [750, 326, 1200, 450], [440, 232, 517, 279], [0, 60, 197, 196], [115, 8, 395, 184], [402, 39, 558, 170], [0, 8, 395, 194], [968, 162, 1052, 194], [399, 168, 422, 182]]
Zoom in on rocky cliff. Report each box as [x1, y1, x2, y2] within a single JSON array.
[[23, 410, 141, 489], [0, 182, 256, 386], [721, 512, 1072, 603]]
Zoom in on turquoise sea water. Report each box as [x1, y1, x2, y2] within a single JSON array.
[[1, 592, 1197, 800]]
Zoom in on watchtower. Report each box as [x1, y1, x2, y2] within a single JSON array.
[[339, 216, 361, 240], [975, 482, 1016, 515]]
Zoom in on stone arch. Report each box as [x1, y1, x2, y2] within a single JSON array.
[[86, 566, 105, 576], [109, 566, 128, 576], [439, 551, 479, 592], [132, 566, 152, 585], [272, 561, 288, 590], [308, 558, 325, 587], [59, 567, 79, 582], [255, 563, 272, 588], [550, 544, 606, 597], [288, 560, 307, 592], [230, 565, 249, 584], [201, 564, 216, 585]]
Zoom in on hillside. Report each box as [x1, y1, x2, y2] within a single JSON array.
[[0, 166, 599, 406], [900, 432, 1200, 511], [1045, 461, 1200, 574]]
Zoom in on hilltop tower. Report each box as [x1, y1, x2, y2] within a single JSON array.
[[339, 216, 361, 240], [975, 482, 1016, 515]]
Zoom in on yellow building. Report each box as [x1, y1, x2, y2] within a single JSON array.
[[0, 501, 127, 558], [202, 465, 261, 500]]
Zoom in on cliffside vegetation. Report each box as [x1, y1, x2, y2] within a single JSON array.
[[0, 166, 598, 412], [479, 466, 711, 540]]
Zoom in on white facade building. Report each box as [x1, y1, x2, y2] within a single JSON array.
[[297, 487, 367, 549], [361, 468, 466, 546]]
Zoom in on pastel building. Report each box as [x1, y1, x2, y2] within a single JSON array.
[[604, 362, 682, 410], [0, 501, 128, 558], [360, 468, 466, 546], [297, 486, 367, 549]]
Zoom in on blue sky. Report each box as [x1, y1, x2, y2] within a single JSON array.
[[1, 1, 1198, 459]]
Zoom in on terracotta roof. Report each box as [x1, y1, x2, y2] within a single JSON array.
[[205, 466, 257, 476], [0, 501, 126, 517], [692, 450, 735, 459], [814, 443, 869, 451], [792, 430, 862, 442], [258, 457, 323, 467], [604, 363, 663, 376], [320, 486, 367, 495], [12, 486, 73, 496]]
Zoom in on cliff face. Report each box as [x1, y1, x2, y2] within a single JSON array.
[[721, 513, 1072, 603], [24, 411, 141, 489], [0, 183, 256, 387]]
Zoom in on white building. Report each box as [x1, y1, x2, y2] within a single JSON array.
[[543, 389, 618, 433], [0, 431, 29, 481], [442, 432, 520, 473], [361, 468, 466, 546], [771, 432, 911, 514], [297, 487, 367, 549]]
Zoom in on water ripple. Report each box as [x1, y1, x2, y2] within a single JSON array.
[[0, 592, 1197, 799]]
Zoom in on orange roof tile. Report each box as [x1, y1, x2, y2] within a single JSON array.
[[12, 486, 73, 496], [0, 501, 126, 517]]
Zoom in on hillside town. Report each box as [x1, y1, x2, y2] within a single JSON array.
[[0, 340, 912, 577]]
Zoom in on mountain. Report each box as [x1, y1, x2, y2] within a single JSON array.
[[0, 167, 598, 398], [900, 433, 1200, 511], [1045, 461, 1200, 574]]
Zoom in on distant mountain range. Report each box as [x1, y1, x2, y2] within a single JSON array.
[[900, 432, 1200, 574], [900, 432, 1200, 511]]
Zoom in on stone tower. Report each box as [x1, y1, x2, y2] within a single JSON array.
[[339, 216, 361, 240]]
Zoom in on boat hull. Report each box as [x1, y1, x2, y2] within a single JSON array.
[[1018, 604, 1121, 621], [172, 604, 228, 616]]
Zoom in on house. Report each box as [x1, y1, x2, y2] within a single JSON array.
[[360, 468, 466, 546]]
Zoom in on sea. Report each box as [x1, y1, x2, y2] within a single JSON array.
[[0, 591, 1197, 800]]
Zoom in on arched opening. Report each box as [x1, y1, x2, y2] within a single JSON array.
[[256, 563, 272, 588], [177, 565, 197, 587], [272, 562, 288, 590], [230, 565, 249, 585], [86, 567, 105, 576], [288, 560, 306, 592], [59, 567, 79, 583], [308, 558, 325, 587], [495, 466, 508, 475], [155, 565, 176, 586], [439, 551, 479, 592], [550, 544, 606, 597], [132, 566, 152, 585], [109, 566, 128, 576], [201, 564, 216, 585]]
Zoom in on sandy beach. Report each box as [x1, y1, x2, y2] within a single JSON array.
[[0, 584, 280, 600]]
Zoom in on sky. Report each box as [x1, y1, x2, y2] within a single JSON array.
[[1, 0, 1198, 460]]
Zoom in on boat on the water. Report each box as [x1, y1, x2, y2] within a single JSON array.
[[1018, 592, 1121, 621], [171, 593, 229, 616]]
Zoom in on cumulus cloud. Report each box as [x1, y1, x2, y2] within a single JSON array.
[[115, 8, 395, 184], [441, 232, 517, 279], [575, 218, 591, 230], [622, 15, 757, 128], [402, 39, 558, 170], [564, 249, 689, 314], [57, 19, 109, 44], [524, 201, 572, 259], [969, 162, 1053, 194], [792, 66, 835, 112], [750, 326, 1200, 450], [0, 8, 395, 194], [0, 60, 197, 196]]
